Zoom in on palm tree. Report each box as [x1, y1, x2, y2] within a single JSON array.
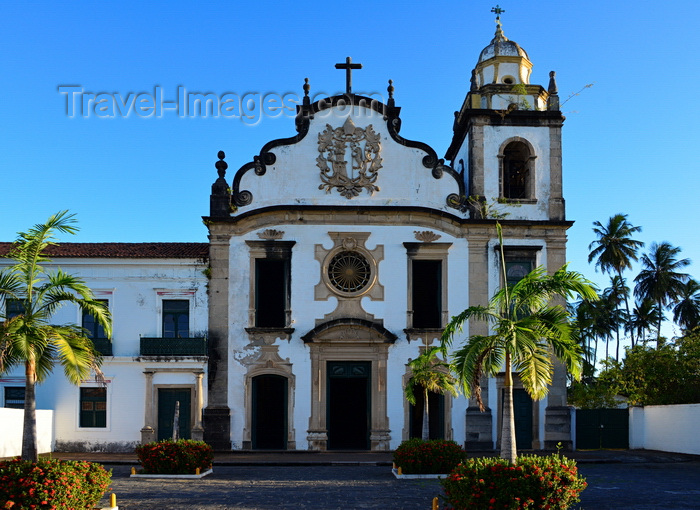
[[404, 346, 458, 441], [672, 279, 700, 333], [0, 211, 111, 461], [588, 214, 643, 345], [589, 293, 615, 362], [627, 299, 662, 345], [634, 242, 690, 347], [571, 298, 598, 365], [602, 277, 629, 361], [441, 226, 597, 462]]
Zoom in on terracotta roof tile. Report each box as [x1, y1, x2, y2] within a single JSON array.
[[0, 242, 208, 259]]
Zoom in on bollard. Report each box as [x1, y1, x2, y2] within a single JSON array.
[[432, 496, 438, 510], [397, 466, 402, 476], [110, 493, 116, 507], [196, 467, 200, 475], [130, 467, 136, 475]]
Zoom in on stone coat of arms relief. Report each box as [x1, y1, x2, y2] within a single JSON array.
[[317, 117, 383, 198]]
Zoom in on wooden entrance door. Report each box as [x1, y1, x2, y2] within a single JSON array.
[[252, 374, 288, 449], [157, 388, 191, 441], [327, 361, 370, 450]]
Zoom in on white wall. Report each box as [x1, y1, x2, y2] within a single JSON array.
[[0, 408, 54, 458], [629, 404, 700, 455], [0, 255, 208, 452]]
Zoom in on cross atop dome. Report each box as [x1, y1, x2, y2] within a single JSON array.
[[491, 5, 505, 22]]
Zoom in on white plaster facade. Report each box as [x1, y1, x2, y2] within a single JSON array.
[[2, 19, 575, 452], [0, 252, 209, 452]]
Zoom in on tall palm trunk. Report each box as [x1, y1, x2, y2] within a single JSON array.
[[656, 298, 663, 348], [22, 359, 38, 462], [618, 269, 635, 347], [421, 387, 430, 441], [500, 352, 516, 463]]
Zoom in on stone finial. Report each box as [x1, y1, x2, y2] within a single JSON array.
[[210, 150, 230, 217], [548, 71, 558, 95], [490, 5, 508, 42], [547, 71, 560, 111], [387, 80, 394, 99], [215, 151, 228, 179], [303, 78, 311, 106], [470, 69, 478, 92]]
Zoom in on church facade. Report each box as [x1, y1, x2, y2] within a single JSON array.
[[1, 19, 574, 452], [202, 17, 570, 452]]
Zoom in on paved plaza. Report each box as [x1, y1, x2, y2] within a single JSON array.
[[82, 451, 700, 510]]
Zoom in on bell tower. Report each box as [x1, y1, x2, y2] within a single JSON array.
[[445, 7, 574, 451], [445, 7, 565, 222]]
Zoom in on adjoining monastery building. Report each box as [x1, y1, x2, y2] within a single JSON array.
[[1, 18, 574, 452]]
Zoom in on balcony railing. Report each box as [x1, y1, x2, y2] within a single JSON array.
[[91, 338, 113, 356], [139, 337, 207, 357]]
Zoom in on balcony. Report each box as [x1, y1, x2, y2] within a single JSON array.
[[91, 338, 113, 356], [139, 337, 207, 357]]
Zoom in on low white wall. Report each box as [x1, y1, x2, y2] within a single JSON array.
[[0, 408, 55, 458], [629, 404, 700, 455]]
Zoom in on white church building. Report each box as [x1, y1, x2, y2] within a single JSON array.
[[1, 17, 574, 452]]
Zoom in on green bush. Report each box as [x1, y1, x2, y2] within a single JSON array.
[[0, 457, 111, 510], [393, 438, 466, 474], [440, 455, 587, 509], [135, 439, 213, 474]]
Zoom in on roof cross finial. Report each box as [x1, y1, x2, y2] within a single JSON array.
[[491, 5, 505, 21], [335, 56, 362, 95]]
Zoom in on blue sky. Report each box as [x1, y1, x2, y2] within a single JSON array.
[[2, 0, 699, 340]]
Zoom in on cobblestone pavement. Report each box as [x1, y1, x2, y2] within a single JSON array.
[[99, 465, 443, 509], [574, 461, 700, 510], [97, 461, 700, 510]]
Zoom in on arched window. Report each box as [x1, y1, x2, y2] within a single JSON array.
[[501, 141, 533, 200]]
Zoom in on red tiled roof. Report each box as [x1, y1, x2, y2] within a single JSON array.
[[0, 242, 208, 259]]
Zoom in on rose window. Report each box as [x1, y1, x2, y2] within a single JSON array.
[[327, 251, 371, 293]]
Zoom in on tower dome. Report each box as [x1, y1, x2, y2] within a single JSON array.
[[474, 19, 533, 87], [477, 25, 530, 63]]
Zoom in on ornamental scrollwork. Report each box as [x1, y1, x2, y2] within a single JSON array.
[[317, 117, 382, 199]]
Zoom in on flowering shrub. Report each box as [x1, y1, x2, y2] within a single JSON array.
[[135, 439, 213, 474], [0, 457, 111, 510], [393, 439, 466, 474], [440, 454, 587, 509]]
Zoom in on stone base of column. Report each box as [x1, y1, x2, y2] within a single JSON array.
[[464, 406, 494, 450], [370, 429, 391, 451], [544, 405, 573, 450], [191, 425, 204, 441], [306, 430, 327, 451], [203, 406, 231, 450], [140, 426, 155, 445]]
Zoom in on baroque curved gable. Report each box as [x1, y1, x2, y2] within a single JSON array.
[[227, 94, 467, 214]]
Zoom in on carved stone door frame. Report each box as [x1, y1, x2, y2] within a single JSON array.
[[303, 320, 396, 451]]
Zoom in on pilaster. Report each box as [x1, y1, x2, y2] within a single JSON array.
[[204, 226, 232, 449]]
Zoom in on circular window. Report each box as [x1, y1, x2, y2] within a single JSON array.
[[327, 251, 371, 293], [502, 76, 515, 85]]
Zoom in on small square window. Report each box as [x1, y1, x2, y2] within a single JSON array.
[[80, 387, 106, 428], [5, 299, 24, 319], [4, 387, 25, 409]]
